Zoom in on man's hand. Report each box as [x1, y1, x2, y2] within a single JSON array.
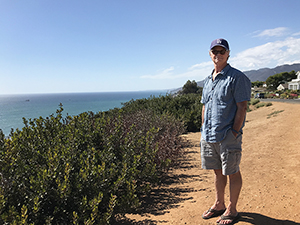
[[232, 130, 238, 138], [232, 101, 248, 137]]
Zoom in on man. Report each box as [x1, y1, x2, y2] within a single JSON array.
[[200, 38, 251, 225]]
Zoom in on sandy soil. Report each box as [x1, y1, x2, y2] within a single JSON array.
[[117, 102, 300, 225]]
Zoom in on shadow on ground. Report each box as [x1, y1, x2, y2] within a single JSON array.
[[111, 148, 300, 225], [239, 212, 300, 225], [112, 149, 205, 224]]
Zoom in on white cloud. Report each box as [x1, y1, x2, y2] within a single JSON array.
[[254, 27, 289, 38], [188, 61, 212, 70], [230, 37, 300, 70], [141, 66, 175, 79], [141, 62, 213, 81], [293, 31, 300, 36], [141, 36, 300, 83]]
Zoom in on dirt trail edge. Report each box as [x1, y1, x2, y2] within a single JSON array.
[[118, 102, 300, 225]]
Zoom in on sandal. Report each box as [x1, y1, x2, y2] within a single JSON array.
[[202, 208, 226, 219], [217, 213, 240, 225]]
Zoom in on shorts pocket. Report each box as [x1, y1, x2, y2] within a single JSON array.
[[225, 148, 242, 166], [221, 130, 242, 150], [221, 148, 242, 175]]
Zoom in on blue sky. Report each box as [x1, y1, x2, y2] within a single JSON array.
[[1, 0, 300, 94]]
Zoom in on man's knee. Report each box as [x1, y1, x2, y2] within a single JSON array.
[[229, 171, 242, 182], [214, 169, 226, 178]]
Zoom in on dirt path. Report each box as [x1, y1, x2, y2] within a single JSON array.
[[119, 102, 300, 225]]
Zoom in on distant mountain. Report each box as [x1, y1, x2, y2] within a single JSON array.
[[243, 63, 300, 82], [196, 63, 300, 87]]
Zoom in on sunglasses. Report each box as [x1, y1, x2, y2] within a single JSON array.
[[211, 49, 228, 55]]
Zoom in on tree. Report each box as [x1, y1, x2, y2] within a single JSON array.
[[181, 80, 202, 94], [251, 81, 264, 87], [283, 70, 297, 82], [266, 71, 297, 90]]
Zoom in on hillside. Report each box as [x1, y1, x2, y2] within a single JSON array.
[[243, 63, 300, 82]]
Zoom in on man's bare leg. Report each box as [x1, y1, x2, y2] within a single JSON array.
[[216, 171, 242, 224], [202, 169, 227, 217]]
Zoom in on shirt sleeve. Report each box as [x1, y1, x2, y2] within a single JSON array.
[[233, 73, 252, 103], [201, 78, 208, 104]]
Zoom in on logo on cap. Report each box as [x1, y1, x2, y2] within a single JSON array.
[[210, 38, 229, 51]]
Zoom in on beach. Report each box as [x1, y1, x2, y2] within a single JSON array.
[[118, 102, 300, 225]]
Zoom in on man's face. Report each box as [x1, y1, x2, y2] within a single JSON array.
[[209, 46, 230, 66]]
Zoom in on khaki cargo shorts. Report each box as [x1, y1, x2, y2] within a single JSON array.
[[200, 130, 242, 176]]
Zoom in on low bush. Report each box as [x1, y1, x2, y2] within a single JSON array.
[[255, 103, 266, 108], [280, 91, 300, 99], [250, 99, 260, 105], [120, 93, 202, 132], [265, 102, 273, 107], [289, 93, 298, 99], [0, 106, 186, 224], [265, 93, 276, 98]]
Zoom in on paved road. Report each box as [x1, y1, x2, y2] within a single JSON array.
[[260, 98, 300, 104]]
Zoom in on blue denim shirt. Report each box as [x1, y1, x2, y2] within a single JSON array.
[[201, 64, 251, 143]]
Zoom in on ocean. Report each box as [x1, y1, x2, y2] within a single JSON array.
[[0, 91, 167, 136]]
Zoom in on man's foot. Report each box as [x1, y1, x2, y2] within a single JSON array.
[[202, 207, 226, 219], [216, 213, 240, 225]]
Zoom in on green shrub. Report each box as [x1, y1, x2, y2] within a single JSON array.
[[265, 102, 273, 107], [250, 99, 260, 105], [267, 110, 284, 119], [255, 103, 266, 108], [0, 106, 186, 224], [121, 93, 202, 132]]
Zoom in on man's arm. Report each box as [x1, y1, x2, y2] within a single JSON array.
[[232, 101, 248, 137], [201, 104, 205, 126]]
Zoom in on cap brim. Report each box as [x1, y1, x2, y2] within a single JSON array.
[[210, 44, 228, 50]]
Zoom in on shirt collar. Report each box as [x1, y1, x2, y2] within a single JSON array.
[[209, 64, 231, 79]]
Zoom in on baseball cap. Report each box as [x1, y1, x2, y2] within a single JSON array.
[[210, 38, 229, 51]]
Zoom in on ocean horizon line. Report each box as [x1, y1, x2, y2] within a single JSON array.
[[0, 90, 169, 136]]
